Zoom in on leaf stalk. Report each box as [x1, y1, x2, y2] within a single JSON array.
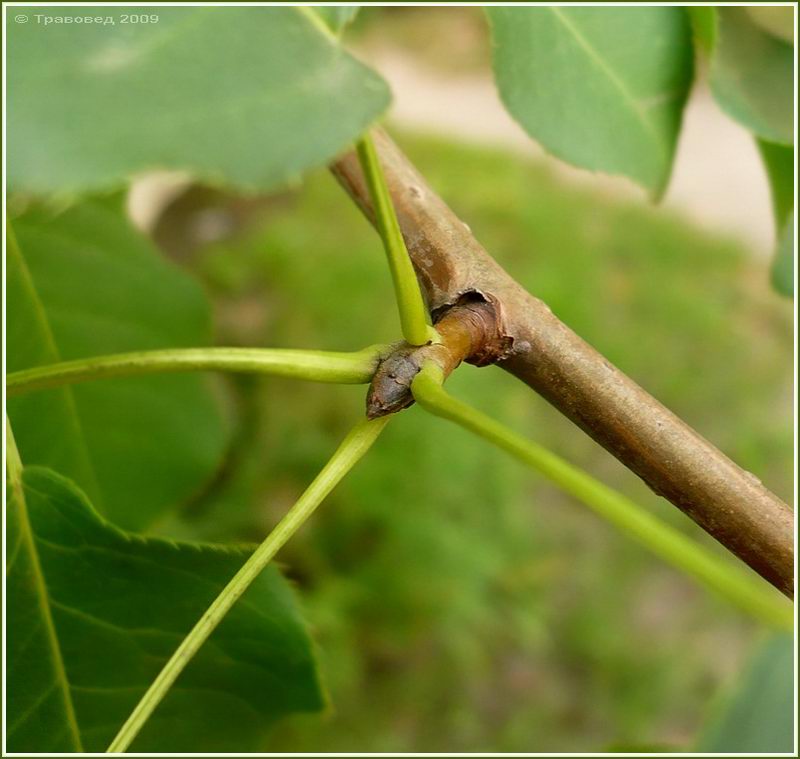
[[356, 133, 438, 346], [106, 415, 390, 753], [7, 345, 386, 396], [411, 362, 793, 631]]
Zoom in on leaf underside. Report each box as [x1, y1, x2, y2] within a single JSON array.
[[7, 465, 325, 753], [7, 197, 228, 530], [488, 6, 694, 196], [8, 6, 389, 194]]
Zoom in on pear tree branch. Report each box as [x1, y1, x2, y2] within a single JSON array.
[[332, 129, 794, 599]]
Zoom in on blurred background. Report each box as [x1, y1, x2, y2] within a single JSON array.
[[129, 8, 793, 752]]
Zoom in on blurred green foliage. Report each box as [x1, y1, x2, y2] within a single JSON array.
[[154, 135, 792, 752]]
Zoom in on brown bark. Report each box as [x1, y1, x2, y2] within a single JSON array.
[[332, 129, 795, 599]]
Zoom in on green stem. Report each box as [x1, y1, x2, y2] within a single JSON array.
[[356, 133, 438, 346], [411, 362, 792, 631], [7, 345, 386, 397], [106, 415, 390, 753]]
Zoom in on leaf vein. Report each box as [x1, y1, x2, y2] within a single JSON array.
[[548, 7, 668, 164]]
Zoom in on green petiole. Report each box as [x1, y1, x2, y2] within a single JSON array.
[[106, 415, 390, 753], [6, 345, 387, 396], [356, 133, 438, 347], [411, 362, 792, 632]]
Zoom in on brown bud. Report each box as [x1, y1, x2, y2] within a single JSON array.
[[365, 295, 512, 419]]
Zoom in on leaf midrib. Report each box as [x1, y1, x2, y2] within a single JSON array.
[[548, 7, 668, 166], [6, 432, 84, 751]]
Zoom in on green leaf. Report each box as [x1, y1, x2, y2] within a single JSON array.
[[757, 141, 794, 297], [7, 197, 228, 530], [758, 140, 794, 228], [708, 8, 793, 145], [771, 214, 794, 298], [8, 6, 389, 195], [6, 460, 324, 753], [487, 7, 693, 196], [312, 5, 359, 34], [696, 633, 794, 753]]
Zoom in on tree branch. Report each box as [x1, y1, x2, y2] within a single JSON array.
[[331, 129, 794, 599], [411, 362, 791, 630]]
